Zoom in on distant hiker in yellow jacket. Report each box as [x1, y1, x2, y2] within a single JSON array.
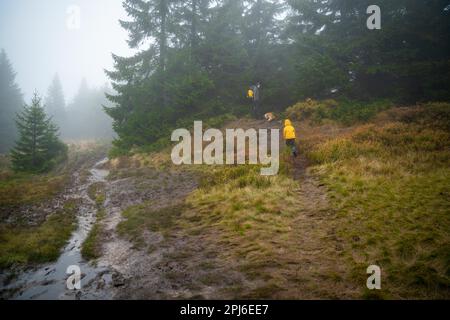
[[247, 83, 261, 118], [283, 119, 298, 158], [247, 88, 254, 99]]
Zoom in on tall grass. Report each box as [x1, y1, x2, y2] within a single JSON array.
[[0, 174, 68, 208], [306, 104, 450, 298], [286, 99, 393, 125]]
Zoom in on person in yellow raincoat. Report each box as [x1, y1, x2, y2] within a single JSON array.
[[283, 119, 298, 158]]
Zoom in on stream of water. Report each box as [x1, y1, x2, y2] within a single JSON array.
[[7, 158, 113, 300]]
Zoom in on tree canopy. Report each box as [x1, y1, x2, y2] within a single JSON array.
[[101, 1, 449, 153], [45, 74, 66, 128], [0, 49, 23, 153]]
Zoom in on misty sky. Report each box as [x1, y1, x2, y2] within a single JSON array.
[[0, 0, 134, 103]]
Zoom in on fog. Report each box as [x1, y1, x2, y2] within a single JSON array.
[[0, 0, 133, 102]]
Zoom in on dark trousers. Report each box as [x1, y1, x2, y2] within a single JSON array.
[[286, 139, 298, 157], [252, 99, 259, 118]]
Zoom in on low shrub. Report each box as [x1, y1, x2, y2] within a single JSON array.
[[286, 99, 394, 125]]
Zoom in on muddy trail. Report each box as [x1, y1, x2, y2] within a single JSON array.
[[3, 159, 113, 299], [287, 143, 356, 298], [96, 167, 205, 299], [2, 156, 205, 299], [2, 120, 356, 299], [2, 150, 236, 299]]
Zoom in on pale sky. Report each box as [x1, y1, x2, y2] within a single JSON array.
[[0, 0, 134, 103]]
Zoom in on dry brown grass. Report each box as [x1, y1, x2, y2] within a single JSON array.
[[110, 103, 450, 299], [304, 103, 450, 299]]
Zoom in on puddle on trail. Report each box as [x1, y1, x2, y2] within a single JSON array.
[[5, 158, 114, 300]]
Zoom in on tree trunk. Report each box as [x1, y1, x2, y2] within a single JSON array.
[[159, 0, 168, 107], [191, 0, 198, 51], [254, 0, 263, 82], [32, 110, 37, 168]]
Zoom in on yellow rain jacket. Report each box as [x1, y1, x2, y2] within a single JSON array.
[[283, 119, 296, 140], [247, 89, 254, 99]]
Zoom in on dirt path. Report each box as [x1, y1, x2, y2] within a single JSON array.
[[3, 121, 359, 299], [94, 165, 259, 299], [222, 119, 359, 298], [4, 158, 113, 300], [283, 121, 358, 298], [283, 147, 358, 298]]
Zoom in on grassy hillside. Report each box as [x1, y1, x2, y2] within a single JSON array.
[[115, 101, 450, 299], [3, 102, 447, 298], [302, 103, 450, 299]]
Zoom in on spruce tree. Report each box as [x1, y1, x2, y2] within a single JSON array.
[[11, 93, 67, 173], [64, 79, 114, 140], [286, 0, 450, 102], [199, 0, 250, 100], [242, 0, 287, 106], [119, 0, 173, 106], [45, 74, 66, 129], [106, 0, 179, 152], [0, 49, 23, 153], [171, 0, 212, 51]]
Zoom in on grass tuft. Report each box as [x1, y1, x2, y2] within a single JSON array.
[[117, 204, 186, 247], [88, 182, 106, 207], [81, 209, 106, 260], [0, 200, 78, 269]]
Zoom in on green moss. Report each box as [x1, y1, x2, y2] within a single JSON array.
[[0, 200, 78, 269], [81, 209, 106, 261], [82, 180, 108, 260]]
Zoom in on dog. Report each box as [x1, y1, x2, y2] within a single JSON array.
[[264, 112, 276, 122]]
